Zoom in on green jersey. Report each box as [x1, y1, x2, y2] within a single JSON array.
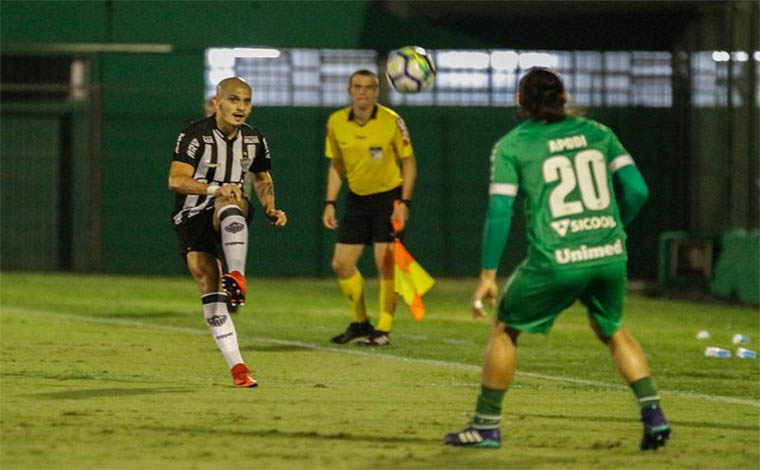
[[490, 117, 636, 269]]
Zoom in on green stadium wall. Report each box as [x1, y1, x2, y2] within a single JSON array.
[[1, 0, 741, 279]]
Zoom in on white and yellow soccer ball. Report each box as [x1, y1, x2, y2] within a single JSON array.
[[385, 46, 436, 93]]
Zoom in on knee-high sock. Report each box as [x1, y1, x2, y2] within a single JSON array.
[[202, 292, 244, 368], [219, 205, 247, 275], [630, 376, 660, 410], [338, 270, 368, 323], [376, 278, 396, 332]]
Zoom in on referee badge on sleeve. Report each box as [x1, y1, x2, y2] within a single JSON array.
[[370, 147, 383, 160]]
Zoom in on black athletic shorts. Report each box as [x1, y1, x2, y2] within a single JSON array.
[[174, 200, 253, 261], [338, 186, 401, 245]]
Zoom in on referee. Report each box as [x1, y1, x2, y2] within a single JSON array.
[[322, 69, 417, 346], [168, 77, 287, 387]]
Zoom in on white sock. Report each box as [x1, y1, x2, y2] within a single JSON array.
[[202, 292, 244, 368], [218, 204, 247, 275]]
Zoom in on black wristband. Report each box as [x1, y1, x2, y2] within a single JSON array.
[[324, 200, 336, 207], [401, 199, 412, 208]]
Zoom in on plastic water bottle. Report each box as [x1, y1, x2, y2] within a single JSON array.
[[736, 347, 757, 359], [732, 334, 750, 344], [704, 347, 731, 358]]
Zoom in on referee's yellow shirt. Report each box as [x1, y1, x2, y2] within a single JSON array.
[[325, 104, 414, 196]]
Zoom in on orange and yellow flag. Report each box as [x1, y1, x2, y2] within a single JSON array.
[[392, 203, 435, 321]]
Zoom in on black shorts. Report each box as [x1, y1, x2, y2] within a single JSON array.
[[174, 201, 253, 262], [338, 186, 401, 245]]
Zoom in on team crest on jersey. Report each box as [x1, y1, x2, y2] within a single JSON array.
[[187, 138, 200, 159], [202, 135, 213, 144], [244, 136, 260, 144], [370, 147, 383, 160]]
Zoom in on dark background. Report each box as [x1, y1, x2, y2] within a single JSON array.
[[1, 1, 757, 280]]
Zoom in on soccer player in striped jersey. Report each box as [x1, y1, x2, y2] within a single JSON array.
[[168, 77, 287, 387], [445, 68, 670, 450]]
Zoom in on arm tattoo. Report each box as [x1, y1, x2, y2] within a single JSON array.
[[253, 174, 275, 209]]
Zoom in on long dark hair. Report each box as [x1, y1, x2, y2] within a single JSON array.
[[517, 67, 567, 122]]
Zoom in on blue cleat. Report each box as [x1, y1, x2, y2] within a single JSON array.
[[640, 405, 671, 450], [444, 426, 501, 449]]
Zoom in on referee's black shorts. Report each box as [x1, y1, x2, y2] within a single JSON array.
[[338, 186, 401, 245]]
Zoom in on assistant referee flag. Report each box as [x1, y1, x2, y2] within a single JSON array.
[[391, 204, 434, 321]]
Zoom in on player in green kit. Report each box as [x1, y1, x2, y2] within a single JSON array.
[[444, 68, 671, 450]]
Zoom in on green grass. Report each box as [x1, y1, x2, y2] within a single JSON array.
[[1, 272, 758, 469]]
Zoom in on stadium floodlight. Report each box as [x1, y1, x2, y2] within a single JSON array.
[[437, 51, 490, 69], [732, 51, 749, 62], [208, 68, 235, 87], [711, 51, 730, 62], [207, 48, 281, 68], [231, 48, 281, 59], [437, 72, 489, 88], [755, 51, 760, 62], [518, 52, 559, 69], [491, 51, 519, 71]]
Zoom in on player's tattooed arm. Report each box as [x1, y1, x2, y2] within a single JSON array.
[[253, 171, 287, 227], [252, 171, 275, 211]]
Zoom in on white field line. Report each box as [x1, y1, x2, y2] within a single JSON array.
[[3, 306, 759, 408]]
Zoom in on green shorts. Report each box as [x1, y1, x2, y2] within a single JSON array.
[[497, 261, 627, 338]]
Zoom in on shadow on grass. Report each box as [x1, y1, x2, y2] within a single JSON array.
[[519, 412, 759, 431], [35, 387, 194, 400], [135, 425, 439, 445]]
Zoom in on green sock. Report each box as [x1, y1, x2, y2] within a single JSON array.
[[629, 377, 660, 410], [474, 385, 506, 427]]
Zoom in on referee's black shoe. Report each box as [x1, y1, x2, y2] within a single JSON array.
[[330, 321, 374, 344]]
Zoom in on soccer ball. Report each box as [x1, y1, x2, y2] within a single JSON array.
[[385, 46, 436, 93]]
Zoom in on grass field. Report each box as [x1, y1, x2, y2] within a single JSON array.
[[1, 272, 758, 469]]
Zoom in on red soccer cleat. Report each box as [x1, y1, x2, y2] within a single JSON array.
[[231, 363, 258, 388], [222, 271, 247, 307]]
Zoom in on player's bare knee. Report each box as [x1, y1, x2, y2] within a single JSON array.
[[491, 320, 520, 345], [331, 258, 355, 278]]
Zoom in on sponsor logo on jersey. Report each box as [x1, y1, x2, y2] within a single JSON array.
[[396, 118, 411, 145], [551, 215, 616, 236], [225, 222, 245, 233], [263, 139, 271, 159], [244, 136, 259, 144], [174, 133, 185, 153], [203, 135, 214, 144], [369, 147, 383, 160], [554, 239, 623, 264], [187, 138, 201, 159], [548, 134, 588, 154], [206, 314, 227, 327]]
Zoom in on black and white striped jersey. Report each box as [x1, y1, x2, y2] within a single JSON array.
[[171, 116, 271, 225]]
